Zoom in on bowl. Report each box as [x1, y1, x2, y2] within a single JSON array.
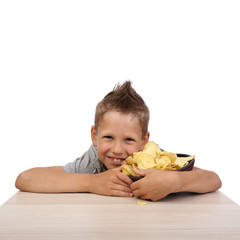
[[129, 153, 195, 181], [176, 153, 195, 171]]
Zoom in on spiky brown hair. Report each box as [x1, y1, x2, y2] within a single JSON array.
[[94, 81, 149, 137]]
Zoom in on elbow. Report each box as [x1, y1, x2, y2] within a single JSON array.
[[15, 171, 28, 191], [216, 173, 222, 190], [211, 171, 222, 192]]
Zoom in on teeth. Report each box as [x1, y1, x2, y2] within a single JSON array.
[[113, 159, 121, 163]]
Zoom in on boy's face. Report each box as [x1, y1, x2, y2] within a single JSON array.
[[91, 111, 149, 170]]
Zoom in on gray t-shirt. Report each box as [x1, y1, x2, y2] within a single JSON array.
[[63, 144, 107, 173]]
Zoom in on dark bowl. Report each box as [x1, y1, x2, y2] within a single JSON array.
[[176, 153, 195, 172], [129, 153, 195, 181]]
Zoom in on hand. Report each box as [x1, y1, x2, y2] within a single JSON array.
[[130, 168, 179, 201], [89, 166, 133, 197]]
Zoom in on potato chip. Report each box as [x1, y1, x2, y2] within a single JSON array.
[[155, 156, 171, 169], [125, 156, 136, 165], [137, 153, 156, 169], [132, 152, 142, 162], [121, 141, 195, 176], [163, 163, 180, 171], [122, 165, 139, 176], [143, 141, 162, 158], [175, 155, 195, 168], [137, 200, 148, 206], [137, 161, 147, 170], [160, 151, 177, 163]]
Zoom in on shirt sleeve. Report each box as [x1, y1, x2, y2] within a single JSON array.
[[62, 144, 103, 173]]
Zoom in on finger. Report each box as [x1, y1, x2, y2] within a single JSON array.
[[111, 189, 133, 198], [116, 171, 133, 185], [115, 165, 125, 171], [109, 170, 131, 188], [121, 161, 128, 166], [112, 184, 133, 193], [130, 177, 144, 190], [110, 176, 133, 191], [132, 188, 152, 200], [112, 176, 130, 188], [133, 168, 147, 177], [110, 184, 133, 196], [135, 188, 168, 201], [132, 190, 149, 200]]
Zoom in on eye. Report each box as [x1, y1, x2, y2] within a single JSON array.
[[125, 138, 135, 142], [104, 136, 113, 140]]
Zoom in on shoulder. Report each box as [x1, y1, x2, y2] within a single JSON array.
[[63, 144, 105, 173]]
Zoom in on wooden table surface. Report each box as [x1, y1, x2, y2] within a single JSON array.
[[0, 191, 240, 240]]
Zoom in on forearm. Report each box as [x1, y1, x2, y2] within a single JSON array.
[[15, 167, 92, 193], [175, 167, 222, 193]]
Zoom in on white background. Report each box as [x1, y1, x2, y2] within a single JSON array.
[[0, 0, 239, 206]]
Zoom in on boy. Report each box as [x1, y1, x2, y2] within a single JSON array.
[[15, 81, 221, 201]]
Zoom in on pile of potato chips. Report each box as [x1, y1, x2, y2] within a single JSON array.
[[122, 141, 195, 177]]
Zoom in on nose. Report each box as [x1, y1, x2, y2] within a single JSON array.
[[112, 141, 123, 155]]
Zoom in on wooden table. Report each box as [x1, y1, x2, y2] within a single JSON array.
[[0, 191, 239, 240]]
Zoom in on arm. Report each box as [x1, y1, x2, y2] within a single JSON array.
[[15, 166, 133, 197], [131, 167, 222, 201], [15, 166, 92, 193], [174, 167, 222, 193]]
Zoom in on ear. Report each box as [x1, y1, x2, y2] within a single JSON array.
[[141, 131, 150, 149], [91, 126, 98, 147]]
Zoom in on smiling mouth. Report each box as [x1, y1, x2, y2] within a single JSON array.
[[108, 157, 125, 165], [113, 159, 123, 164]]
